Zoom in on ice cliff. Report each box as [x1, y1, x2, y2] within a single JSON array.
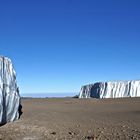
[[0, 56, 20, 124], [79, 81, 140, 98]]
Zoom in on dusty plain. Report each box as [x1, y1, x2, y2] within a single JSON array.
[[0, 97, 140, 140]]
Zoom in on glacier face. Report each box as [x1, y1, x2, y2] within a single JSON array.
[[0, 56, 20, 124], [79, 81, 140, 98]]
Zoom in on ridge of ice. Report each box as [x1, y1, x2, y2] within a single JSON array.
[[0, 56, 20, 124], [79, 80, 140, 98]]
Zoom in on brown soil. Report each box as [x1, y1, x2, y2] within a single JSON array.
[[0, 97, 140, 140]]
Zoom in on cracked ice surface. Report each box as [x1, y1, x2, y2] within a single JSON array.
[[79, 81, 140, 98], [0, 56, 20, 124]]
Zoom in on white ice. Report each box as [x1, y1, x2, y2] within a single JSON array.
[[79, 81, 140, 98], [0, 56, 20, 124]]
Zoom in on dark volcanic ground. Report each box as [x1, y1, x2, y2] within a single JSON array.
[[0, 98, 140, 140]]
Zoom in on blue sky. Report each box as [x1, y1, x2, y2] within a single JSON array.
[[0, 0, 140, 97]]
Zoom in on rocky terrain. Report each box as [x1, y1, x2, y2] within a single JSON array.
[[0, 97, 140, 140]]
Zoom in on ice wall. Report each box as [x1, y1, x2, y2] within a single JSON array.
[[79, 81, 140, 98], [0, 56, 20, 124]]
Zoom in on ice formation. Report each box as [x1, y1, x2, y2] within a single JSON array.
[[0, 56, 20, 124], [79, 81, 140, 98]]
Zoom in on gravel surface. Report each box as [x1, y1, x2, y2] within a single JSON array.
[[0, 97, 140, 140]]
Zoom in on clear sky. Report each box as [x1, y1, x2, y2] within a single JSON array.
[[0, 0, 140, 97]]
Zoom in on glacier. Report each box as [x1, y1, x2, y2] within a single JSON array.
[[0, 56, 20, 124], [79, 81, 140, 98]]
